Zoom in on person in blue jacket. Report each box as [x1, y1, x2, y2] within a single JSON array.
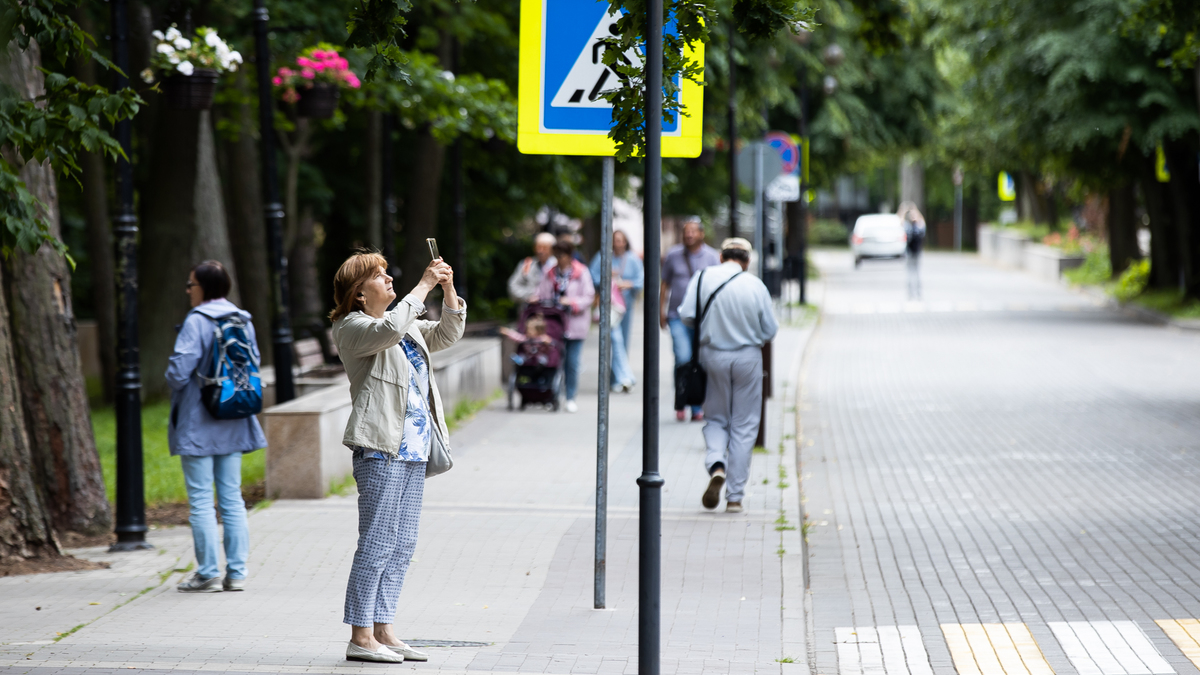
[[589, 229, 644, 350], [166, 260, 267, 593]]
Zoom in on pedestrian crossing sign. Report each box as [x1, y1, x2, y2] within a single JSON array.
[[518, 0, 705, 157]]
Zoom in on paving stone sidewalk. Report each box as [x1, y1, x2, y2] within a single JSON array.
[[801, 251, 1200, 675], [1, 310, 812, 675]]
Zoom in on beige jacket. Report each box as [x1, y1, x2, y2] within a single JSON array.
[[332, 295, 467, 457]]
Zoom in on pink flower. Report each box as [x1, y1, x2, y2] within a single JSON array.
[[313, 62, 326, 71], [345, 73, 361, 88], [272, 76, 283, 86], [301, 68, 315, 79], [282, 89, 299, 104], [296, 56, 314, 68], [310, 49, 327, 59], [337, 57, 350, 70], [278, 67, 294, 77]]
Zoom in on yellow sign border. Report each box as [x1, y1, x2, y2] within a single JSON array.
[[517, 0, 705, 158]]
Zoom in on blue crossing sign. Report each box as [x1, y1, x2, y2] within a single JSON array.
[[518, 0, 704, 157]]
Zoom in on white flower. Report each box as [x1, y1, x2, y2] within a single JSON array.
[[167, 51, 180, 64], [227, 62, 238, 73], [165, 27, 182, 41], [152, 30, 165, 40], [441, 70, 455, 81], [176, 61, 194, 76], [205, 31, 222, 48], [228, 51, 243, 64], [156, 43, 174, 55], [140, 67, 155, 83], [174, 38, 191, 50]]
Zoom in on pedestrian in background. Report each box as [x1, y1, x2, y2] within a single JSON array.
[[590, 229, 643, 392], [661, 217, 720, 422], [166, 260, 266, 593], [330, 251, 465, 664], [679, 238, 778, 514], [535, 242, 595, 413], [899, 201, 926, 299], [508, 232, 558, 307]]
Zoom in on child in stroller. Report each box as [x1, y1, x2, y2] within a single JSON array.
[[502, 305, 566, 410]]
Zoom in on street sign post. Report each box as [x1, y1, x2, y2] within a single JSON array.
[[518, 0, 704, 158]]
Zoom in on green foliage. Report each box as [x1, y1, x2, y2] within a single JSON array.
[[345, 0, 412, 82], [1112, 258, 1150, 302], [809, 218, 849, 246], [1132, 289, 1200, 319], [0, 0, 140, 260], [91, 401, 265, 505], [1063, 245, 1112, 286]]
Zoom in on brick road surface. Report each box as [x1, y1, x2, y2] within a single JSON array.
[[802, 251, 1200, 675], [1, 305, 812, 675]]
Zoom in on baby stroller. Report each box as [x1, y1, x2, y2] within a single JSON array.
[[506, 303, 566, 411]]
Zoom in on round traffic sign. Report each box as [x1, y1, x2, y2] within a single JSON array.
[[764, 131, 799, 175]]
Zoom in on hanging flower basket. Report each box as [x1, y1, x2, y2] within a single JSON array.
[[296, 82, 341, 119], [163, 68, 220, 110], [273, 44, 361, 118]]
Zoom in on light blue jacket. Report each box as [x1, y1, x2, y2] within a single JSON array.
[[165, 298, 268, 457]]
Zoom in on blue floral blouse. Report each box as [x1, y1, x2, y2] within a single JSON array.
[[354, 335, 432, 462]]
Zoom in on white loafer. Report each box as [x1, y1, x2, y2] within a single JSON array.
[[384, 643, 429, 662], [346, 642, 404, 663]]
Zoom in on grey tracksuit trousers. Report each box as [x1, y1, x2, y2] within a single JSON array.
[[699, 345, 763, 504]]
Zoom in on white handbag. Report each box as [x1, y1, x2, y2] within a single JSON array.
[[426, 425, 454, 477]]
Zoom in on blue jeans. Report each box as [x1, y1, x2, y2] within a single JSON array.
[[564, 338, 584, 401], [619, 290, 636, 349], [667, 317, 701, 414], [181, 453, 249, 580], [609, 325, 636, 388]]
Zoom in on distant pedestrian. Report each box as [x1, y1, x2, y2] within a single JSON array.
[[590, 229, 644, 391], [166, 260, 266, 594], [661, 217, 721, 422], [535, 242, 595, 413], [679, 238, 778, 514], [899, 202, 926, 299], [330, 251, 465, 664], [508, 232, 558, 306]]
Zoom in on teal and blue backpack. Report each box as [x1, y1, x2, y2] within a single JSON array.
[[199, 314, 263, 419]]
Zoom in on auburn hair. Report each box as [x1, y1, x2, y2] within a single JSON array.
[[330, 250, 389, 322]]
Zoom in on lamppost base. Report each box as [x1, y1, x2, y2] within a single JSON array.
[[109, 532, 154, 552]]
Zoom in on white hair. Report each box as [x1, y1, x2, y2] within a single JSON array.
[[535, 232, 556, 246]]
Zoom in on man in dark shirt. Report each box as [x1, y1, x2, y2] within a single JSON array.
[[659, 217, 721, 422]]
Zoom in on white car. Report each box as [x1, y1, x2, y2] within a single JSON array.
[[851, 214, 908, 267]]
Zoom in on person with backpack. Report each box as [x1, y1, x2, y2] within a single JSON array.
[[899, 201, 926, 299], [678, 238, 778, 514], [166, 260, 266, 593]]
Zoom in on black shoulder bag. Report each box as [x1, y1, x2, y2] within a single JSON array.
[[674, 270, 743, 410]]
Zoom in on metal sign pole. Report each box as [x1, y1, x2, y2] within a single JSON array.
[[595, 156, 614, 609], [753, 143, 764, 278], [639, 0, 665, 669]]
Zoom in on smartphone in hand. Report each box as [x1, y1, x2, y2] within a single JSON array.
[[427, 238, 440, 261]]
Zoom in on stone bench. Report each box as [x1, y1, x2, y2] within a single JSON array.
[[260, 337, 502, 499], [1024, 243, 1085, 282]]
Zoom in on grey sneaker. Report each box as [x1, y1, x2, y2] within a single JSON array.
[[177, 573, 222, 593], [223, 576, 245, 591]]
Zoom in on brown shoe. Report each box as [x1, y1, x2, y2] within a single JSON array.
[[702, 468, 726, 509], [725, 502, 743, 514]]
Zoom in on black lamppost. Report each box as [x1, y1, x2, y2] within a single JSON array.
[[727, 21, 738, 239], [639, 0, 665, 671], [109, 0, 152, 553], [253, 0, 295, 403]]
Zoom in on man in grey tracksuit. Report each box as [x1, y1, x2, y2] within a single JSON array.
[[678, 238, 778, 513]]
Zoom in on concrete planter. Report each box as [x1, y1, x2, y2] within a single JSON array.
[[996, 230, 1030, 269], [978, 225, 998, 261], [1024, 243, 1085, 282]]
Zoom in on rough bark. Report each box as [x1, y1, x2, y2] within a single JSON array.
[[1139, 152, 1178, 290], [2, 40, 111, 536], [401, 129, 447, 285], [75, 10, 117, 404], [1107, 181, 1140, 276], [1165, 140, 1200, 297], [215, 70, 271, 362], [365, 111, 383, 249], [288, 205, 323, 343], [139, 105, 239, 399]]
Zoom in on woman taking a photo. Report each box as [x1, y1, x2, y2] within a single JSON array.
[[330, 251, 464, 664], [166, 260, 265, 594]]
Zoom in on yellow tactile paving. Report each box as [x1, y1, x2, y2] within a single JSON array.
[[942, 623, 1055, 675], [1156, 620, 1200, 669]]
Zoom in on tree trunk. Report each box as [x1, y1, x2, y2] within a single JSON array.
[[288, 205, 324, 347], [75, 9, 117, 404], [1166, 140, 1200, 297], [365, 110, 383, 249], [899, 155, 923, 213], [0, 269, 59, 563], [402, 129, 447, 286], [2, 40, 111, 536], [140, 105, 240, 399], [1107, 181, 1140, 276], [216, 69, 271, 362], [1139, 151, 1178, 290]]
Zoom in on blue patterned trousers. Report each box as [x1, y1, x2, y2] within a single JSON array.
[[343, 457, 426, 626]]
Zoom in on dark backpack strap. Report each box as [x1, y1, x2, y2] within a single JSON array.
[[690, 271, 744, 361]]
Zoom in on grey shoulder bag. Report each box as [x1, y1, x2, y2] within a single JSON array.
[[427, 425, 453, 477]]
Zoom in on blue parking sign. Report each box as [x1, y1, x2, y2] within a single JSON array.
[[518, 0, 704, 157]]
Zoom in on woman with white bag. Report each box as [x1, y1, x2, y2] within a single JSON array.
[[329, 250, 464, 663]]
